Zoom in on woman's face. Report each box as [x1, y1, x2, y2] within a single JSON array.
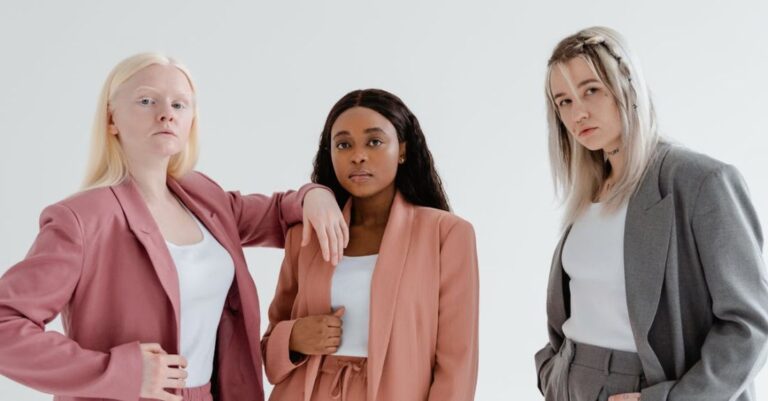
[[549, 57, 622, 152], [330, 106, 406, 200], [109, 64, 195, 164]]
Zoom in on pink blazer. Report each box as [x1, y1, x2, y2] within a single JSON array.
[[262, 192, 479, 401], [0, 171, 318, 401]]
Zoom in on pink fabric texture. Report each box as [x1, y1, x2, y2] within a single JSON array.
[[262, 192, 479, 401], [0, 171, 321, 401]]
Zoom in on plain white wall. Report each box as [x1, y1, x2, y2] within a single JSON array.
[[1, 1, 766, 400]]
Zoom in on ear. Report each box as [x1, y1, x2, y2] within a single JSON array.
[[107, 108, 118, 136], [398, 141, 407, 163]]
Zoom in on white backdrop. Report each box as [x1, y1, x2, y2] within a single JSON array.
[[1, 1, 766, 400]]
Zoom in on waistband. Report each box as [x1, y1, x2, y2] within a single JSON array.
[[320, 355, 368, 375], [320, 355, 367, 401], [180, 382, 213, 401], [566, 338, 644, 376]]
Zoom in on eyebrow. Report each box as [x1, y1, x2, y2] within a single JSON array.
[[133, 86, 194, 99], [332, 127, 387, 139], [552, 78, 601, 100]]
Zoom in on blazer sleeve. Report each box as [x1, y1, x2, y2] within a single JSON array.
[[261, 225, 309, 384], [229, 183, 331, 248], [534, 244, 567, 394], [427, 219, 480, 401], [642, 165, 768, 401], [195, 172, 330, 248], [0, 204, 142, 400]]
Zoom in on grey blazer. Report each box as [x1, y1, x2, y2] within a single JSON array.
[[535, 142, 768, 401]]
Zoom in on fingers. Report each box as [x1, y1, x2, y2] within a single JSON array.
[[162, 355, 188, 369], [315, 221, 330, 262], [301, 216, 311, 247], [332, 306, 346, 318], [140, 343, 167, 355], [166, 367, 188, 380], [334, 223, 344, 264], [323, 335, 342, 354], [340, 220, 350, 248], [324, 314, 343, 328], [323, 326, 342, 338], [159, 390, 183, 401], [162, 376, 187, 389]]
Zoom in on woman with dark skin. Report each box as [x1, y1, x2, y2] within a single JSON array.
[[262, 89, 479, 401]]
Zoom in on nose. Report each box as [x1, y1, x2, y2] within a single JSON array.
[[157, 103, 175, 123], [351, 149, 368, 164], [572, 100, 589, 125]]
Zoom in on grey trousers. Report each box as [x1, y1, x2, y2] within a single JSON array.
[[541, 339, 646, 401]]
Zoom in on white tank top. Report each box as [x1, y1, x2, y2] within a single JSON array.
[[561, 201, 637, 352], [165, 213, 235, 386], [330, 254, 378, 357]]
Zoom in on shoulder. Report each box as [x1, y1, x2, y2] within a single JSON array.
[[412, 205, 475, 240], [48, 186, 121, 226], [661, 143, 731, 177], [175, 171, 227, 196], [656, 142, 741, 196]]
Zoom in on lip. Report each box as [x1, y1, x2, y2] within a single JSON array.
[[578, 127, 598, 137], [153, 130, 177, 137], [348, 171, 373, 183]]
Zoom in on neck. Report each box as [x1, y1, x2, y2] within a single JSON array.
[[604, 140, 625, 181], [351, 185, 396, 227], [127, 155, 173, 204]]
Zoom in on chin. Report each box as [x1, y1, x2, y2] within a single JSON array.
[[341, 184, 382, 199], [154, 144, 184, 158], [576, 138, 607, 152]]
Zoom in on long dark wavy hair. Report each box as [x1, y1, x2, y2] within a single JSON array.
[[311, 89, 450, 211]]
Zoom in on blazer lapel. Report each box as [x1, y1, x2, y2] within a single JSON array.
[[299, 201, 350, 401], [368, 192, 413, 401], [167, 177, 239, 259], [295, 191, 413, 401], [167, 177, 267, 372], [111, 177, 182, 350], [624, 143, 673, 383], [166, 177, 247, 297]]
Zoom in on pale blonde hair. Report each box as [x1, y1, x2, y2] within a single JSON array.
[[545, 26, 659, 226], [82, 53, 199, 190]]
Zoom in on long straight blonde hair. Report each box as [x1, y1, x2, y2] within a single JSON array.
[[82, 53, 199, 190], [545, 27, 659, 226]]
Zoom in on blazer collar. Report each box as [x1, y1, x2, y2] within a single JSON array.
[[300, 191, 414, 401]]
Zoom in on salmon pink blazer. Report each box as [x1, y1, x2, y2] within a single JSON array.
[[262, 192, 479, 401], [0, 171, 319, 401]]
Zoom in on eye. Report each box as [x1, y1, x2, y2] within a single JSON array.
[[138, 97, 155, 106], [334, 142, 350, 150], [585, 87, 599, 96], [557, 98, 572, 108], [172, 102, 186, 110], [368, 138, 383, 147]]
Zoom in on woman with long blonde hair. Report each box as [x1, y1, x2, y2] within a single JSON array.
[[0, 53, 348, 401], [536, 27, 768, 401]]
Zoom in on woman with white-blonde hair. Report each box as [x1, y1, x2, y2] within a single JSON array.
[[0, 52, 348, 401], [535, 27, 768, 401]]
